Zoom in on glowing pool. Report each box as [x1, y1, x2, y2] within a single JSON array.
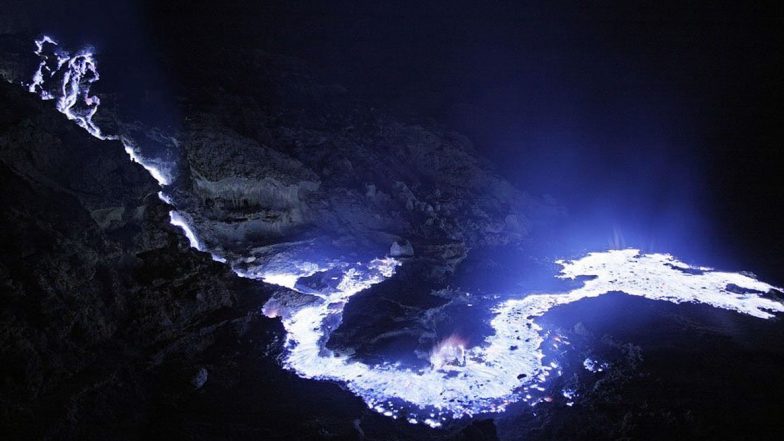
[[19, 35, 784, 430], [256, 249, 783, 427]]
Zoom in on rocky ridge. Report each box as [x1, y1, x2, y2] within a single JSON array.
[[0, 80, 262, 440], [0, 48, 507, 441], [160, 48, 563, 272]]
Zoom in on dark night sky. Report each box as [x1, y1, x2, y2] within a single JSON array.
[[17, 0, 784, 277]]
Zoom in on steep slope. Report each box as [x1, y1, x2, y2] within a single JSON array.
[[0, 80, 256, 440]]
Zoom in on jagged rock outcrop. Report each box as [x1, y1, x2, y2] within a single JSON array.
[[0, 31, 563, 276], [162, 49, 563, 269], [0, 70, 504, 441], [0, 30, 556, 441]]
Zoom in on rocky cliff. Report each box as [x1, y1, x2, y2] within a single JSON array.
[[0, 27, 560, 441], [168, 49, 562, 271], [0, 57, 504, 441], [0, 80, 264, 440]]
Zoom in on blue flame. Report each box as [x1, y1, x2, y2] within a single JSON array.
[[18, 36, 784, 429]]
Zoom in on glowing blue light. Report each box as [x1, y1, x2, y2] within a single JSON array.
[[254, 249, 782, 425], [25, 36, 174, 186], [168, 211, 203, 250], [20, 36, 784, 429]]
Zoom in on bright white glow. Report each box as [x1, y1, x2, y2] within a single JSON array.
[[157, 191, 173, 205], [21, 37, 784, 429], [28, 35, 62, 98], [169, 210, 204, 251], [26, 36, 174, 186], [262, 273, 304, 290], [27, 36, 107, 139], [583, 358, 608, 373], [259, 249, 783, 425], [429, 334, 467, 370], [56, 51, 104, 137], [167, 210, 227, 262], [121, 136, 172, 186]]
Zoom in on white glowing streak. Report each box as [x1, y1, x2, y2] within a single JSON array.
[[429, 335, 467, 370], [166, 210, 226, 262], [264, 249, 783, 425], [55, 51, 105, 138], [262, 273, 303, 290], [22, 37, 784, 428], [28, 36, 58, 96], [121, 136, 171, 186], [28, 36, 106, 138], [26, 36, 173, 186], [169, 211, 204, 251], [157, 191, 173, 205]]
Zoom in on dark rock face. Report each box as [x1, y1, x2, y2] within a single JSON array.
[[2, 18, 783, 441], [158, 49, 563, 269], [0, 29, 563, 276], [0, 81, 263, 440], [0, 70, 506, 441], [0, 30, 545, 440]]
